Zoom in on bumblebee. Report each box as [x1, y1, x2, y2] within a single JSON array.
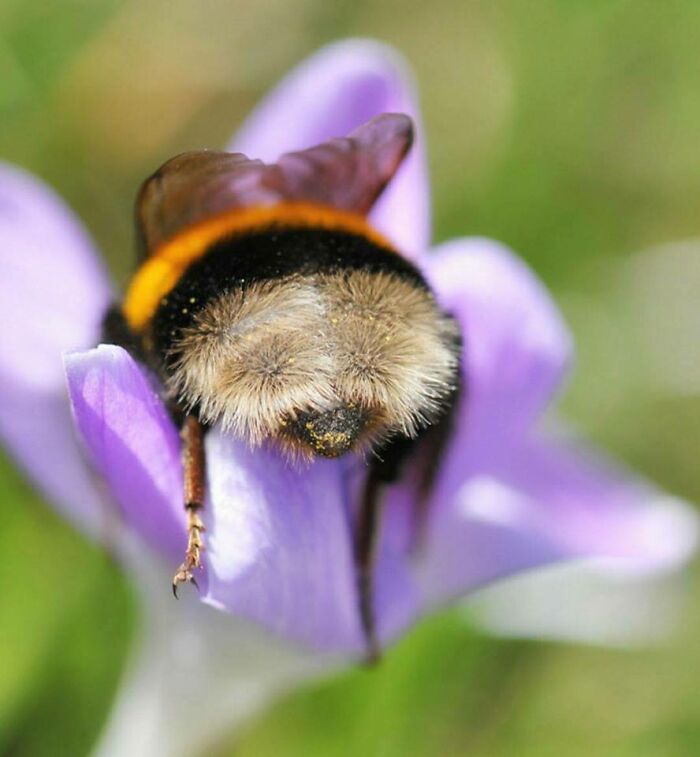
[[104, 113, 461, 658]]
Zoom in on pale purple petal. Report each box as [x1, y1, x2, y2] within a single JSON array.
[[468, 560, 691, 646], [402, 238, 694, 613], [0, 163, 113, 535], [202, 436, 418, 652], [421, 237, 573, 444], [229, 39, 430, 257], [372, 534, 422, 645], [409, 434, 698, 609], [95, 538, 336, 757], [64, 346, 414, 652], [65, 346, 186, 561], [380, 233, 694, 627]]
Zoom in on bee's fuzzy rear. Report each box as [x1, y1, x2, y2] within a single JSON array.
[[168, 268, 459, 457]]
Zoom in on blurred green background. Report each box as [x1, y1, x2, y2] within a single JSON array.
[[3, 0, 700, 754]]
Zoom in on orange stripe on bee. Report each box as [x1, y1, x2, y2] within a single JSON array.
[[122, 202, 395, 331]]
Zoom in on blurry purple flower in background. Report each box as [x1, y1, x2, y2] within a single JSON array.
[[0, 39, 697, 757]]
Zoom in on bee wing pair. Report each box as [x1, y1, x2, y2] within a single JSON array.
[[136, 112, 414, 256]]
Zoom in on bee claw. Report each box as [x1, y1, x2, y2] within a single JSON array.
[[171, 507, 205, 598], [171, 561, 201, 598]]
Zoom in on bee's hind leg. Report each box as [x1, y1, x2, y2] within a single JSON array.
[[172, 414, 207, 597], [355, 470, 385, 664], [100, 307, 208, 596], [354, 384, 461, 662]]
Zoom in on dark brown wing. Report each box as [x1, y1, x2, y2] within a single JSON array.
[[135, 151, 266, 256], [268, 113, 413, 215], [135, 113, 414, 257]]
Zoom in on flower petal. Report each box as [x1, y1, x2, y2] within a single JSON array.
[[0, 163, 113, 535], [202, 435, 415, 652], [65, 347, 412, 652], [466, 559, 692, 646], [95, 536, 335, 757], [421, 237, 573, 443], [229, 39, 430, 257], [65, 345, 186, 560], [408, 433, 698, 610]]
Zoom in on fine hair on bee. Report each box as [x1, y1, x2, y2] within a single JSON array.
[[104, 112, 464, 660], [167, 268, 459, 460]]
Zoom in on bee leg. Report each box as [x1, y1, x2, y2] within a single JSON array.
[[408, 375, 463, 553], [172, 414, 207, 597], [354, 375, 463, 657], [408, 407, 457, 555], [355, 469, 384, 664]]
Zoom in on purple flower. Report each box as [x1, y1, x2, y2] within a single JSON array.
[[1, 39, 697, 666]]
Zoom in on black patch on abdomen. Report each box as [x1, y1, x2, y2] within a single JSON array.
[[150, 225, 429, 366]]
